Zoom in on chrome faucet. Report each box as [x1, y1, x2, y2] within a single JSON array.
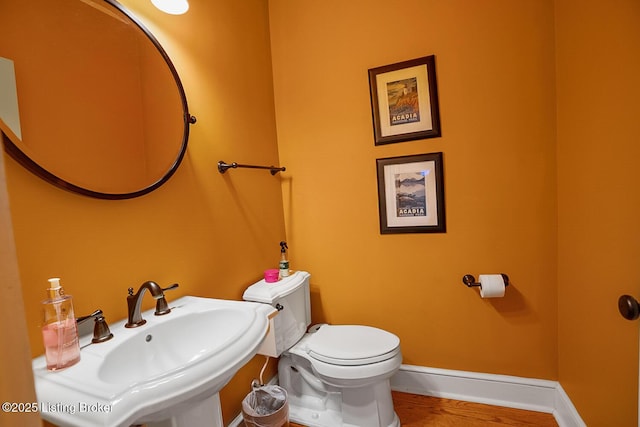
[[77, 309, 113, 343], [125, 281, 179, 328]]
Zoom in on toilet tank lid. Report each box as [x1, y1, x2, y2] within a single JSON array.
[[243, 271, 310, 303]]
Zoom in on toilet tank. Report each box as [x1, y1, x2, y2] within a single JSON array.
[[243, 271, 311, 357]]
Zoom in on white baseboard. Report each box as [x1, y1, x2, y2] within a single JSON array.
[[228, 364, 586, 427], [391, 364, 586, 427], [553, 382, 588, 427], [229, 413, 243, 427]]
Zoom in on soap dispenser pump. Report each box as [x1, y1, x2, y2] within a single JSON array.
[[279, 241, 290, 278], [41, 277, 81, 371]]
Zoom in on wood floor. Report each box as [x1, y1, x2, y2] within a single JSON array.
[[289, 391, 558, 426]]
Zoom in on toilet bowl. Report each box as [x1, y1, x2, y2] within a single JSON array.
[[243, 271, 402, 427]]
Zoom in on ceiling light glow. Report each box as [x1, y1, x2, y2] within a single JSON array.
[[150, 0, 189, 15]]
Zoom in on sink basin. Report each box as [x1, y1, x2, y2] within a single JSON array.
[[32, 296, 276, 427], [98, 307, 254, 385]]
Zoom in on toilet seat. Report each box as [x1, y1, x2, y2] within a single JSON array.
[[307, 325, 400, 366]]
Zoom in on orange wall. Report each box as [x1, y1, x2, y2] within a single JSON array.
[[1, 0, 283, 424], [556, 0, 640, 425], [270, 0, 558, 379]]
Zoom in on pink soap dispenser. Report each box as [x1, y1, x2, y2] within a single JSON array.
[[41, 277, 81, 371]]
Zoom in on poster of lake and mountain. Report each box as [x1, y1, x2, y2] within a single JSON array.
[[394, 171, 427, 217]]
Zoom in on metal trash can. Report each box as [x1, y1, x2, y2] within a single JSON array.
[[241, 384, 289, 427]]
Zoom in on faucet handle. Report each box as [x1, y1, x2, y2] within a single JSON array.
[[77, 309, 103, 324], [91, 315, 114, 343], [155, 283, 179, 316], [76, 309, 114, 343], [162, 283, 179, 292]]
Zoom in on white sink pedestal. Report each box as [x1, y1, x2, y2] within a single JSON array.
[[146, 394, 223, 427]]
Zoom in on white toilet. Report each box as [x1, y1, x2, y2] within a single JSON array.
[[243, 271, 402, 427]]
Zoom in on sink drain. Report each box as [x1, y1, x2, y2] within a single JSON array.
[[145, 334, 152, 342]]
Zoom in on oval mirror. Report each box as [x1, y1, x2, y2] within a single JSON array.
[[0, 0, 195, 199]]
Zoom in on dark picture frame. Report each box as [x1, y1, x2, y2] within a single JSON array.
[[376, 152, 446, 234], [368, 55, 441, 145]]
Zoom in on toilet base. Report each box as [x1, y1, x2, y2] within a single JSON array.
[[279, 352, 400, 427], [288, 401, 400, 427]]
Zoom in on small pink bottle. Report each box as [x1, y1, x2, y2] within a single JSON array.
[[41, 278, 80, 371]]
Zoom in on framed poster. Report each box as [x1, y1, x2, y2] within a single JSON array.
[[368, 55, 441, 145], [376, 152, 445, 234]]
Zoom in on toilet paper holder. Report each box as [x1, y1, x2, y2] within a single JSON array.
[[462, 274, 509, 288]]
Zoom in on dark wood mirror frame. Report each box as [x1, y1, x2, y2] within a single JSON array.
[[0, 0, 196, 199]]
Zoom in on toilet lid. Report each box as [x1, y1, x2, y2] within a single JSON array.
[[307, 325, 400, 366]]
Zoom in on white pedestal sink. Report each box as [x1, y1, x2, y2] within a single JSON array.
[[32, 296, 276, 427]]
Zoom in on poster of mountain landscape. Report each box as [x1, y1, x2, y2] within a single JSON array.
[[376, 152, 445, 234], [394, 171, 427, 217]]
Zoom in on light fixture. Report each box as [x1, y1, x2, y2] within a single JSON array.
[[150, 0, 189, 15]]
